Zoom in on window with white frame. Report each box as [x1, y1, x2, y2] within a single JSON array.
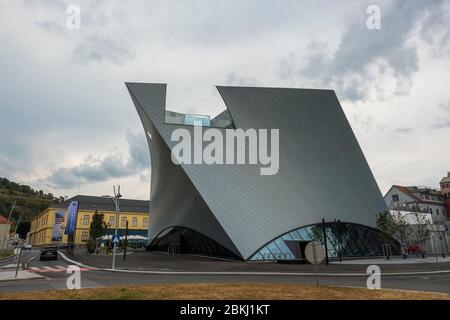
[[132, 217, 138, 227], [108, 216, 115, 227], [81, 231, 88, 242]]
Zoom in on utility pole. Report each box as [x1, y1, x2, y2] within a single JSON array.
[[123, 220, 128, 261], [2, 200, 16, 252], [111, 185, 122, 270], [14, 215, 22, 235]]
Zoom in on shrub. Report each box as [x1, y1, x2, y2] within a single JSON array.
[[86, 238, 96, 254]]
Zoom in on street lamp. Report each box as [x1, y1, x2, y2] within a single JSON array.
[[111, 185, 122, 270]]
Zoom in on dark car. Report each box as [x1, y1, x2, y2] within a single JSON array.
[[39, 246, 58, 261]]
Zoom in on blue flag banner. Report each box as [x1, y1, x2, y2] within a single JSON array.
[[64, 201, 79, 235], [52, 211, 65, 241]]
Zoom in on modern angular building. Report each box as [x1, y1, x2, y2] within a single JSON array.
[[126, 83, 400, 261]]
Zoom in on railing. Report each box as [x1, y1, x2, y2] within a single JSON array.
[[261, 252, 293, 261]]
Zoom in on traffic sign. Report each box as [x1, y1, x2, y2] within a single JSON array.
[[305, 241, 325, 264], [304, 241, 326, 286], [112, 234, 120, 244]]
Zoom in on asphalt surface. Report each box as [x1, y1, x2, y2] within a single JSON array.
[[0, 250, 450, 295]]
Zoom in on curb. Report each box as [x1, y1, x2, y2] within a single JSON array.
[[0, 275, 44, 282], [56, 251, 450, 277]]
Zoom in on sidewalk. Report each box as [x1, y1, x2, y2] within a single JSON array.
[[0, 269, 43, 281], [331, 256, 450, 265]]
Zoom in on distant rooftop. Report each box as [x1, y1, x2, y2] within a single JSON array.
[[440, 172, 450, 184], [392, 185, 445, 203], [51, 195, 149, 213], [0, 215, 9, 224]]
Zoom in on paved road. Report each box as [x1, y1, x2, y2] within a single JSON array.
[[0, 250, 449, 295], [0, 250, 35, 269]]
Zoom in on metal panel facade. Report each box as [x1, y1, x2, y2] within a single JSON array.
[[126, 83, 388, 260]]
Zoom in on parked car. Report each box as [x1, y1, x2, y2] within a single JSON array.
[[39, 247, 58, 261]]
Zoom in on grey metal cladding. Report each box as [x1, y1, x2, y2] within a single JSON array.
[[126, 82, 388, 260], [126, 83, 242, 258]]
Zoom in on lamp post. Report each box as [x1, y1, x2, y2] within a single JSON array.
[[111, 185, 122, 270], [321, 218, 329, 265]]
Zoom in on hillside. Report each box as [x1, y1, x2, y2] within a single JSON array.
[[0, 177, 62, 223]]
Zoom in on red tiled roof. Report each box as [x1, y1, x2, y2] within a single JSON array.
[[0, 215, 9, 224], [393, 185, 445, 205], [393, 185, 422, 202]]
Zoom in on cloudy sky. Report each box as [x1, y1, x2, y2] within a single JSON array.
[[0, 0, 449, 200]]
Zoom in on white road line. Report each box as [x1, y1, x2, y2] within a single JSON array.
[[24, 251, 40, 268], [57, 251, 98, 269], [43, 266, 62, 272], [55, 266, 67, 270]]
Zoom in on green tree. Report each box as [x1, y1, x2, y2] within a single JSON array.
[[391, 211, 411, 256], [88, 211, 107, 253], [412, 212, 431, 258], [376, 211, 395, 238], [376, 211, 396, 259], [89, 211, 107, 241]]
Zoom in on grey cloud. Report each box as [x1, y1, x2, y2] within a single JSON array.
[[43, 130, 150, 189], [352, 113, 373, 132], [278, 53, 298, 81], [139, 171, 151, 184], [395, 127, 414, 134], [22, 0, 68, 9], [23, 0, 136, 66], [280, 0, 448, 102], [71, 34, 136, 65], [438, 101, 450, 113], [225, 73, 257, 86], [420, 5, 450, 57], [434, 100, 450, 129], [125, 129, 151, 169], [35, 20, 66, 34]]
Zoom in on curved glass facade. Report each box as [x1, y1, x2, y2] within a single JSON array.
[[249, 222, 401, 261], [148, 226, 240, 260]]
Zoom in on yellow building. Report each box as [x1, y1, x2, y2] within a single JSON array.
[[29, 195, 149, 246]]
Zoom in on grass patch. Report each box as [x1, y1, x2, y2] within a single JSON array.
[[1, 283, 449, 300]]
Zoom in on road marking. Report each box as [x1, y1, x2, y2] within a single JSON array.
[[57, 251, 96, 269], [57, 250, 450, 277], [43, 266, 60, 272], [24, 251, 40, 269], [27, 266, 94, 273], [55, 266, 67, 270]]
